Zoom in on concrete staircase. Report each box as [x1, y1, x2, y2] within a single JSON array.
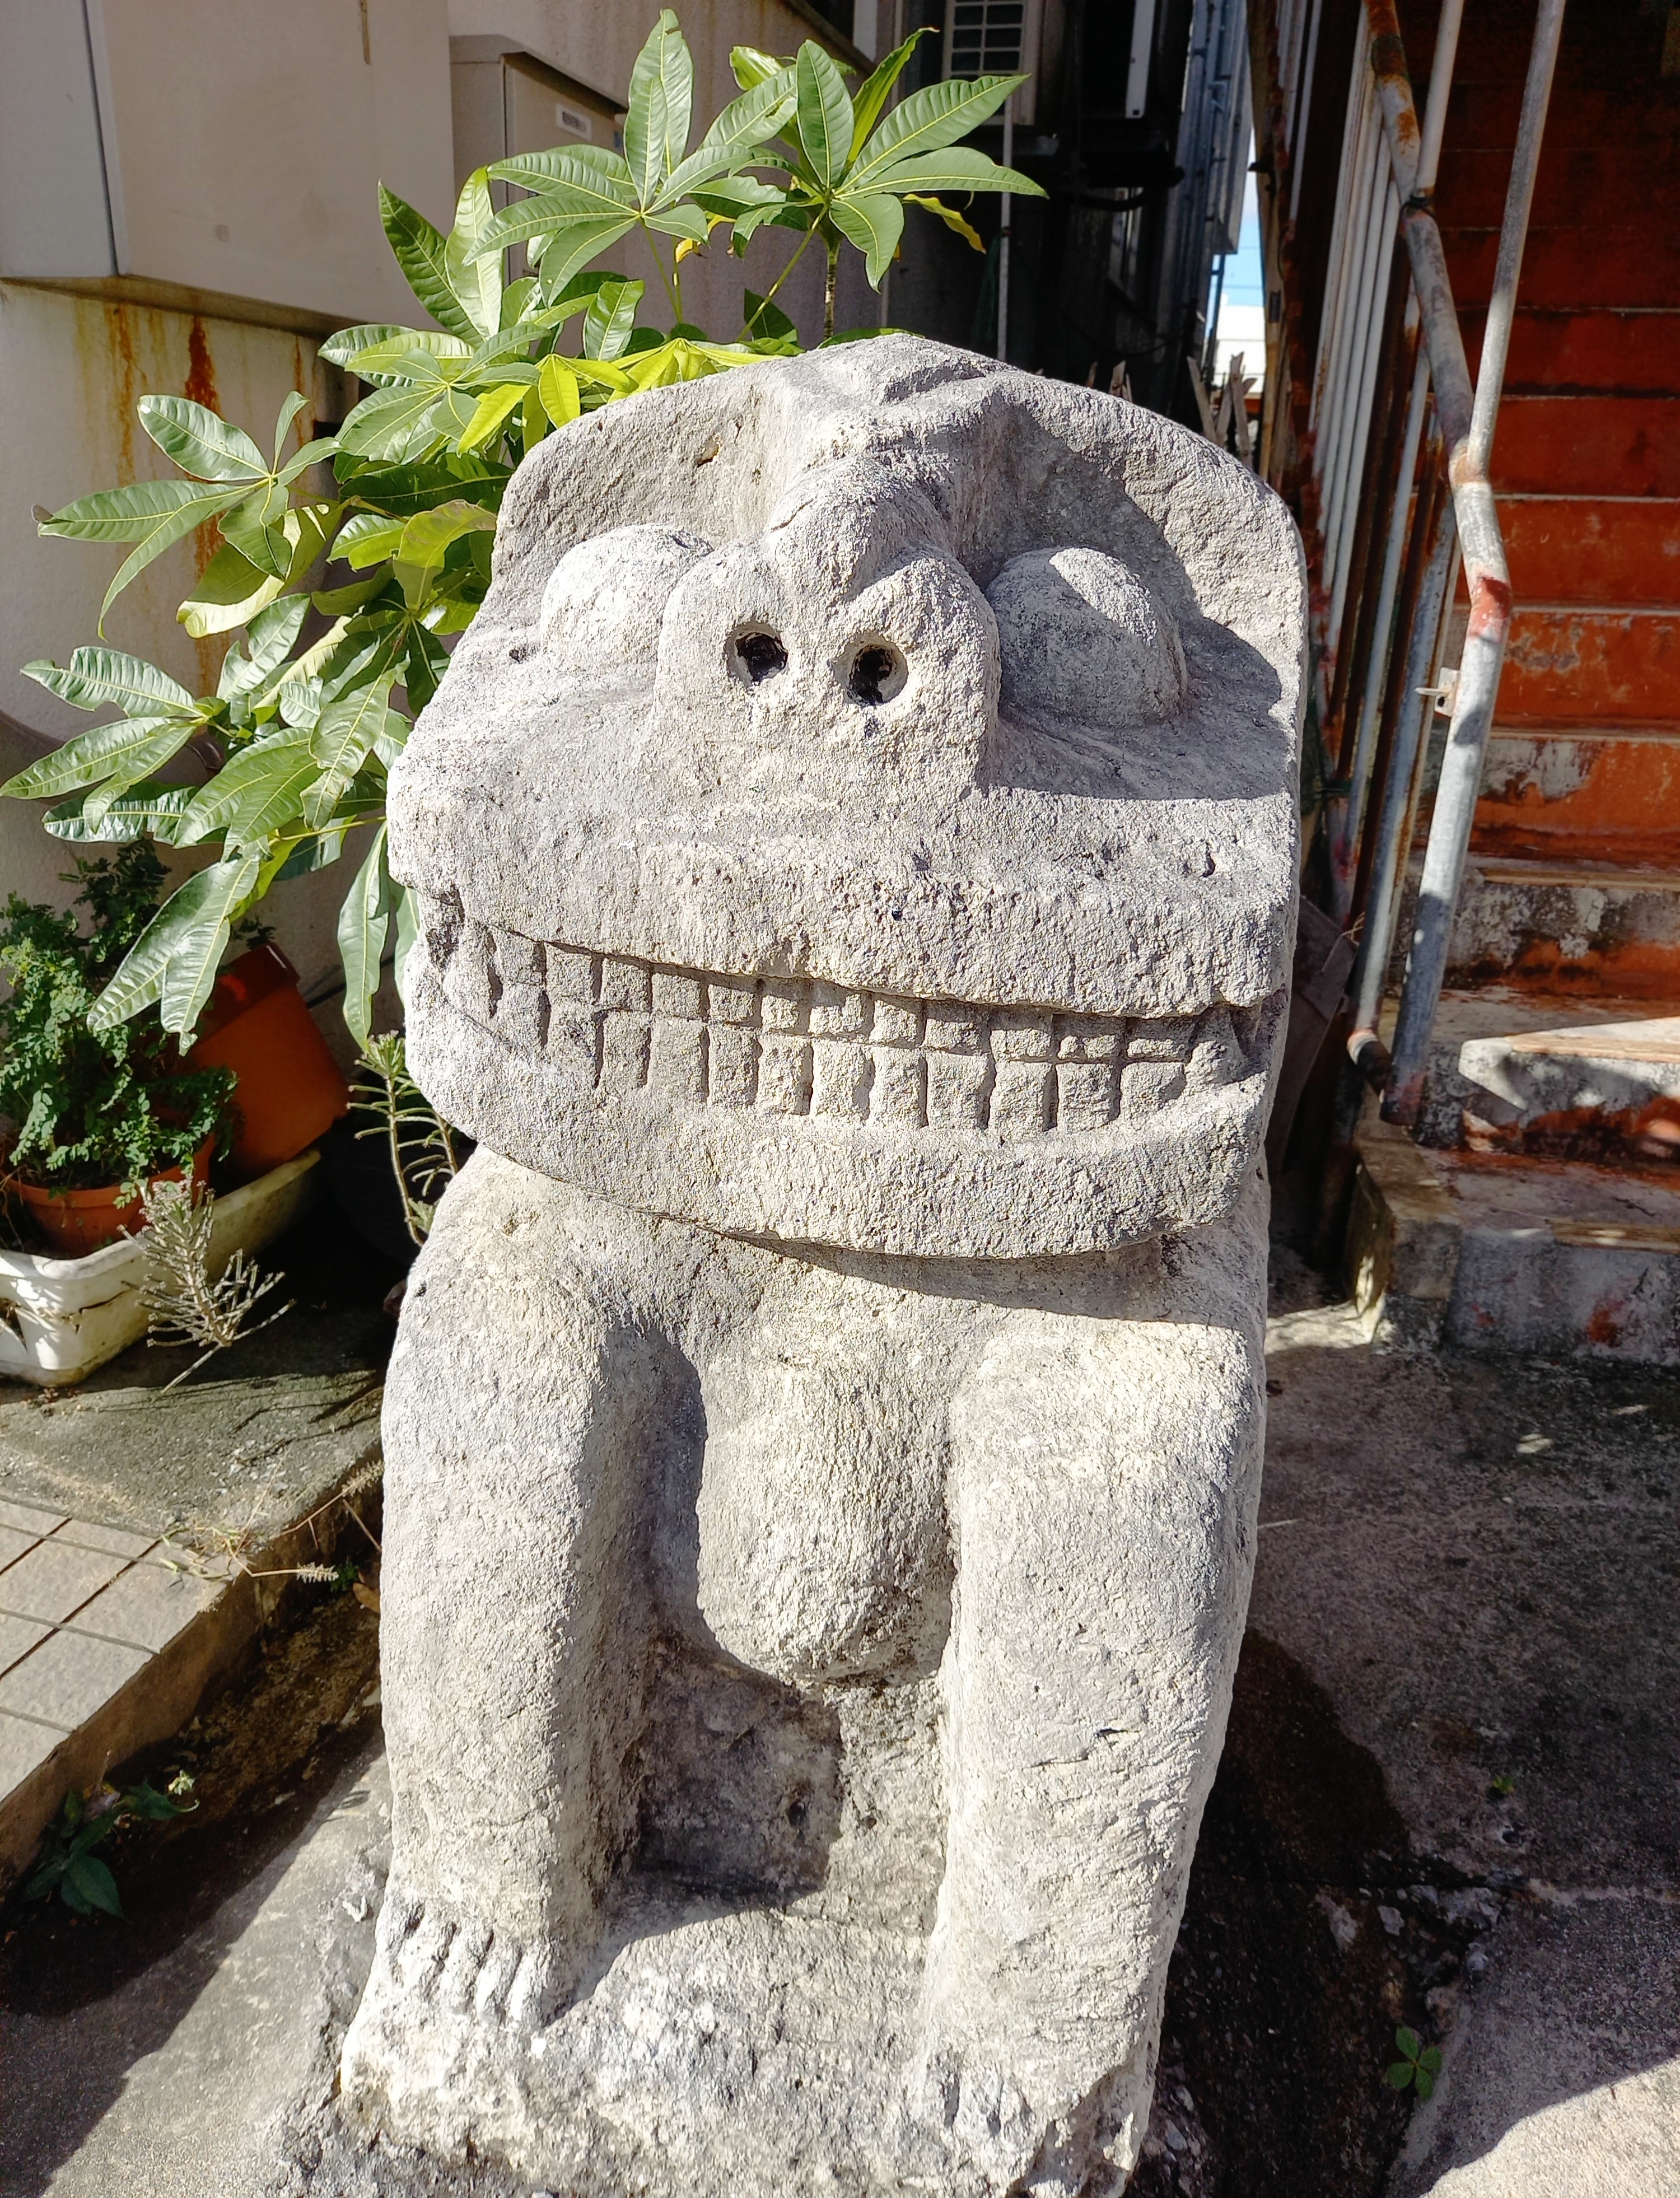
[[1350, 0, 1680, 1360]]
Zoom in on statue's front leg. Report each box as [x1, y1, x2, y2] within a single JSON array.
[[918, 1217, 1267, 2191], [342, 1154, 668, 2135]]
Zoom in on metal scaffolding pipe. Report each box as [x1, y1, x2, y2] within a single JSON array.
[[1331, 340, 1429, 911], [1364, 0, 1564, 1125], [1325, 0, 1461, 916], [1347, 497, 1459, 1076]]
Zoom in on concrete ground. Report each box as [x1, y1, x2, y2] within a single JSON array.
[[1, 1255, 1675, 2197]]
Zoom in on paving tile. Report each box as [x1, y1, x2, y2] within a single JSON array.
[[70, 1564, 218, 1653], [0, 1526, 39, 1571], [0, 1499, 67, 1537], [0, 1614, 52, 1674], [0, 1631, 149, 1731], [0, 1711, 64, 1789], [50, 1520, 156, 1561], [0, 1542, 128, 1625]]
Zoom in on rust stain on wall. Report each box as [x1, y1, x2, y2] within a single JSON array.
[[184, 317, 220, 413], [109, 304, 138, 478], [184, 318, 225, 693]]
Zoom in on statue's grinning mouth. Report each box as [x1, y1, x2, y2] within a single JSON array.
[[420, 900, 1271, 1141]]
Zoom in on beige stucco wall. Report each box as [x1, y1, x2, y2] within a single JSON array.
[[0, 285, 348, 1001]]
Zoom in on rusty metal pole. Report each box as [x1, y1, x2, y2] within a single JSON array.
[[1329, 0, 1465, 913], [1371, 0, 1564, 1124], [1346, 492, 1459, 1076]]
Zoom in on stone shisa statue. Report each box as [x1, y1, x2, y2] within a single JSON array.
[[340, 335, 1305, 2195]]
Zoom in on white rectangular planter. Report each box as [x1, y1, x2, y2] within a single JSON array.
[[0, 1150, 320, 1388]]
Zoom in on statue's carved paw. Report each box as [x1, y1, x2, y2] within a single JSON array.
[[370, 1883, 567, 2038]]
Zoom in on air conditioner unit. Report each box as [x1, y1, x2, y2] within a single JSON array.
[[943, 0, 1044, 128]]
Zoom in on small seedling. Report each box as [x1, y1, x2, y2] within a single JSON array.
[[24, 1775, 195, 1917], [1384, 2026, 1442, 2099], [1488, 1772, 1515, 1799]]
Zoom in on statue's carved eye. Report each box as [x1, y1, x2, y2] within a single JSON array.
[[730, 630, 788, 685], [848, 642, 906, 707]]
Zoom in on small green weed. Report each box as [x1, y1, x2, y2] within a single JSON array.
[[1488, 1773, 1515, 1799], [1384, 2025, 1442, 2100], [24, 1775, 195, 1918]]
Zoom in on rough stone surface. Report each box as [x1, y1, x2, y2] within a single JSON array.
[[346, 337, 1307, 2194]]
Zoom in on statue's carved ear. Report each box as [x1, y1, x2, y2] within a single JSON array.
[[539, 525, 713, 678], [985, 548, 1187, 731]]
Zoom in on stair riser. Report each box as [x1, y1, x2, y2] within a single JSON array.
[[1438, 148, 1680, 235], [1499, 499, 1680, 606], [1451, 870, 1680, 997], [1348, 1131, 1680, 1365], [1494, 608, 1680, 722], [1490, 399, 1680, 497], [1390, 869, 1680, 998], [1445, 228, 1680, 312], [1449, 1230, 1680, 1362], [1446, 81, 1678, 155], [1465, 734, 1680, 867], [1463, 310, 1680, 396]]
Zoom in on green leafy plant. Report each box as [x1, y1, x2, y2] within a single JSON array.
[[489, 23, 1041, 339], [351, 1032, 464, 1244], [0, 843, 233, 1193], [733, 30, 1042, 337], [1384, 2025, 1443, 2099], [25, 1775, 195, 1917], [2, 10, 1035, 1049]]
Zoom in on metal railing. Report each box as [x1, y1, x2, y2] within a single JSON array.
[[1261, 0, 1565, 1127]]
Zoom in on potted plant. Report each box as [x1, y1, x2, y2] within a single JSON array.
[[185, 925, 350, 1177], [0, 842, 234, 1255]]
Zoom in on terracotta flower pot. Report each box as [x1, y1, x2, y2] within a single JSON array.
[[16, 1141, 211, 1259], [188, 942, 351, 1178]]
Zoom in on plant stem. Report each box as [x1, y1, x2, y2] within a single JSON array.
[[823, 242, 839, 343], [745, 227, 816, 335], [651, 236, 682, 323]]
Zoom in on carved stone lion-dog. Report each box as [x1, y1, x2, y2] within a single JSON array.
[[341, 335, 1305, 2197]]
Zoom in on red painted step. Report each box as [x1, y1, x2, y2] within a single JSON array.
[[1494, 606, 1680, 723], [1436, 146, 1680, 236], [1444, 228, 1680, 312], [1443, 858, 1680, 1000], [1490, 398, 1680, 498], [1445, 80, 1680, 155], [1461, 310, 1680, 397], [1499, 498, 1680, 608], [1468, 727, 1680, 867]]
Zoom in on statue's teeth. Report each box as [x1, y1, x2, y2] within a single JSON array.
[[599, 955, 651, 1014], [1121, 1059, 1187, 1122], [810, 982, 870, 1038], [444, 919, 498, 1024], [1184, 1006, 1242, 1093], [707, 1025, 758, 1106], [758, 1035, 813, 1114], [1057, 1060, 1118, 1130], [1126, 1016, 1197, 1064], [546, 946, 597, 1004], [870, 1044, 926, 1126], [811, 1038, 871, 1118], [438, 928, 1261, 1136], [991, 1061, 1056, 1140]]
